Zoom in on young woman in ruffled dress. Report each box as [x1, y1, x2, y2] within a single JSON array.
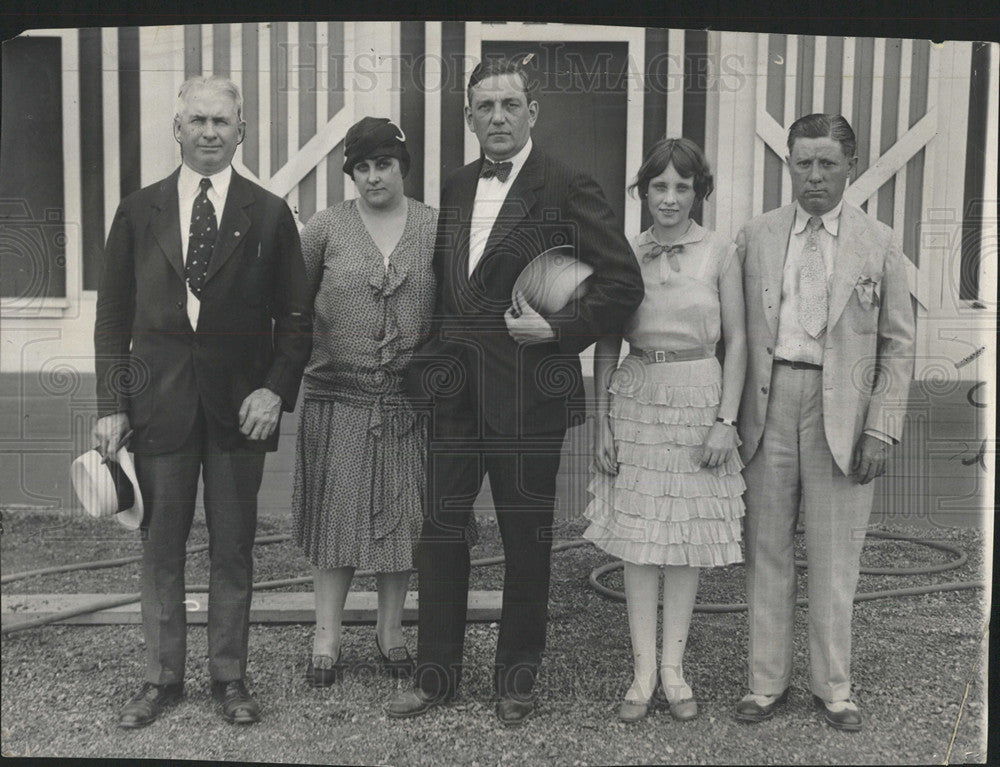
[[583, 137, 747, 723]]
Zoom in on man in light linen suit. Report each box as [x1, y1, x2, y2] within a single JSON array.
[[733, 114, 915, 731]]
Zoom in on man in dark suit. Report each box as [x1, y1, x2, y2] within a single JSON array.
[[387, 57, 644, 725], [92, 75, 312, 728]]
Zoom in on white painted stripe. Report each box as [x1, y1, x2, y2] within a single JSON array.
[[892, 38, 913, 250], [813, 36, 826, 114], [62, 31, 82, 299], [202, 24, 213, 75], [139, 25, 184, 186], [867, 37, 886, 220], [753, 34, 770, 216], [230, 23, 244, 170], [914, 42, 940, 313], [286, 23, 300, 217], [980, 43, 999, 309], [258, 21, 271, 184], [711, 31, 756, 239], [343, 21, 356, 202], [316, 21, 328, 212], [424, 21, 443, 207], [624, 28, 645, 238], [841, 37, 855, 124], [288, 22, 300, 154], [703, 31, 721, 231], [101, 27, 120, 242], [464, 21, 482, 165], [780, 35, 797, 207], [666, 29, 685, 139]]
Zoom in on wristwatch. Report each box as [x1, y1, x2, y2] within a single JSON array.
[[716, 416, 737, 427]]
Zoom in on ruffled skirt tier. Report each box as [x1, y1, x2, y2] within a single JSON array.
[[583, 355, 745, 567]]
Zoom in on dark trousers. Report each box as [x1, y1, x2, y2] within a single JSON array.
[[415, 405, 565, 701], [133, 407, 265, 685]]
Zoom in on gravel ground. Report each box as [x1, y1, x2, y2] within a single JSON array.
[[1, 509, 989, 764]]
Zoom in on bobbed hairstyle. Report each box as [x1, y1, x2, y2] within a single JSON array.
[[467, 55, 538, 107], [628, 137, 714, 203], [787, 113, 857, 158]]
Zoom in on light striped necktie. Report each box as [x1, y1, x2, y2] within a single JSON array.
[[798, 215, 828, 338]]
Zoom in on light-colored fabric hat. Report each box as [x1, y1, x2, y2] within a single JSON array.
[[512, 244, 594, 315], [71, 447, 143, 529]]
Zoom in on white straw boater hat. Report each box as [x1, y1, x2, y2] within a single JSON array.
[[71, 447, 143, 529]]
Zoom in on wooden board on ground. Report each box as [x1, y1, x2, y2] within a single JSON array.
[[1, 590, 503, 629]]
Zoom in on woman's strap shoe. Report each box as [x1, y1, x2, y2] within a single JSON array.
[[617, 698, 651, 723], [376, 636, 416, 678], [306, 650, 345, 687], [668, 697, 699, 721]]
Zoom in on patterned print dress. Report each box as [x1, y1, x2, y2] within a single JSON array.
[[292, 199, 437, 572], [582, 223, 745, 567]]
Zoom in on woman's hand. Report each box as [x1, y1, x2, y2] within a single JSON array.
[[594, 416, 619, 475], [699, 422, 737, 468]]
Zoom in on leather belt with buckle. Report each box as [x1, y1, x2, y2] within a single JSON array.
[[774, 358, 823, 371], [628, 345, 715, 364]]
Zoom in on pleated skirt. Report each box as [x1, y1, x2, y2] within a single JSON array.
[[291, 394, 425, 572], [582, 355, 745, 567]]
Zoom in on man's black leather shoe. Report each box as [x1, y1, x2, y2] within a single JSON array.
[[211, 679, 261, 724], [496, 697, 534, 727], [385, 688, 447, 719], [118, 682, 184, 729]]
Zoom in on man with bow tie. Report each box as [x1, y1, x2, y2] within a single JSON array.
[[387, 56, 643, 725], [733, 114, 915, 731], [93, 76, 312, 728]]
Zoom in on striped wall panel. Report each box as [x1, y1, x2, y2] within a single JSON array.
[[8, 25, 993, 306]]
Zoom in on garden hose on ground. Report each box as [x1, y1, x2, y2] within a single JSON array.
[[1, 528, 985, 635]]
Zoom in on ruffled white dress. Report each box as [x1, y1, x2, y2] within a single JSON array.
[[583, 223, 745, 567]]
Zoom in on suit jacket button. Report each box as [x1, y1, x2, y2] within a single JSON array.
[[761, 386, 769, 394], [176, 301, 184, 309], [766, 347, 773, 355]]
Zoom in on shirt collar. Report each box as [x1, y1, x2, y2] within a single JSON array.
[[483, 137, 532, 182], [179, 162, 233, 199], [637, 220, 706, 249], [793, 199, 843, 236]]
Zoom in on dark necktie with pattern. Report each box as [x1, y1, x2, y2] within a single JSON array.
[[185, 177, 218, 298], [480, 158, 513, 183], [798, 215, 828, 337]]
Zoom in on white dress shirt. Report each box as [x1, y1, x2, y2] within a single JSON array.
[[774, 200, 892, 445], [467, 138, 533, 276], [774, 200, 842, 365], [178, 163, 232, 329]]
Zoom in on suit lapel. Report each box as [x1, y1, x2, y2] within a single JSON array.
[[451, 162, 480, 282], [205, 170, 254, 284], [151, 169, 185, 281], [762, 205, 795, 335], [478, 147, 543, 268], [827, 204, 870, 328]]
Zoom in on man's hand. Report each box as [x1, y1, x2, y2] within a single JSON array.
[[92, 412, 131, 458], [504, 291, 556, 344], [239, 388, 282, 441], [851, 433, 892, 484]]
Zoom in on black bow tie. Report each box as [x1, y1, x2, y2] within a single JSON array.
[[641, 243, 684, 271], [480, 159, 513, 183]]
